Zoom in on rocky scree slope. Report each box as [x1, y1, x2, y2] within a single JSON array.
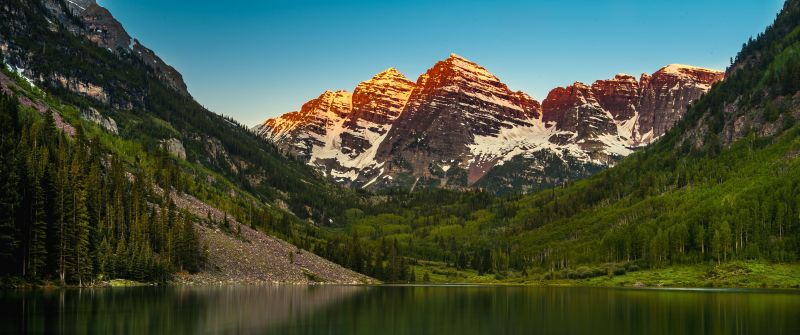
[[257, 55, 723, 194]]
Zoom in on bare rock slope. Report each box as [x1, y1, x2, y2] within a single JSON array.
[[167, 191, 373, 285]]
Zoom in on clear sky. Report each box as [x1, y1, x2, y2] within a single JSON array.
[[98, 0, 785, 126]]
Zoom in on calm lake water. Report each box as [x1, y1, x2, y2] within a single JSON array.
[[1, 285, 799, 334]]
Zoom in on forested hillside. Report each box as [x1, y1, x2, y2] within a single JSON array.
[[0, 81, 204, 284], [0, 0, 366, 285], [317, 0, 800, 282], [0, 0, 360, 225]]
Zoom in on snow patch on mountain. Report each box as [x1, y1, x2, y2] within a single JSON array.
[[257, 54, 723, 192]]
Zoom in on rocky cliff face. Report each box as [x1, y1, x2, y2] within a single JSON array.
[[2, 0, 189, 105], [257, 55, 723, 193], [255, 69, 417, 183], [257, 90, 353, 163], [539, 65, 725, 163], [637, 65, 725, 142], [374, 54, 542, 187], [63, 0, 189, 95]]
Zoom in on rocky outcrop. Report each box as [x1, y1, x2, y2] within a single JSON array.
[[637, 65, 725, 142], [80, 107, 118, 134], [161, 138, 187, 160], [258, 55, 723, 193], [592, 74, 641, 120], [0, 70, 77, 136], [542, 82, 620, 163], [52, 74, 109, 104]]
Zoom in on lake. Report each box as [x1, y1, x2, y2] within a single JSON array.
[[1, 285, 798, 334]]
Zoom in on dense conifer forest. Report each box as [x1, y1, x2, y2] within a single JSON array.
[[0, 93, 205, 284]]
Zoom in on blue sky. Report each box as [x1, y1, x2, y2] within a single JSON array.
[[98, 0, 785, 126]]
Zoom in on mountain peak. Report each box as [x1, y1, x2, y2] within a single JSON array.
[[657, 64, 723, 76], [443, 53, 478, 66], [613, 73, 638, 82], [448, 53, 467, 60], [59, 0, 190, 95], [433, 53, 499, 84], [65, 0, 96, 13], [572, 81, 590, 88], [260, 59, 721, 192], [319, 89, 352, 100], [372, 67, 409, 81]]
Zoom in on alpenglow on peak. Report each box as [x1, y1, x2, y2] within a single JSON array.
[[255, 55, 723, 194]]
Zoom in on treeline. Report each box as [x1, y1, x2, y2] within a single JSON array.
[[597, 147, 800, 267], [315, 234, 416, 282], [325, 128, 800, 280], [0, 94, 205, 285]]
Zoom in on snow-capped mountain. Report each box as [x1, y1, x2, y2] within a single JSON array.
[[255, 68, 417, 183], [255, 54, 723, 193]]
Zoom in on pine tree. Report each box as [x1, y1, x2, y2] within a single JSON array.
[[181, 216, 201, 272], [0, 95, 20, 271], [97, 236, 113, 278], [26, 147, 48, 279], [115, 235, 129, 278], [54, 138, 70, 284], [73, 179, 92, 285]]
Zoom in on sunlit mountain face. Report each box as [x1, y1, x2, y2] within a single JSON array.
[[256, 54, 722, 194]]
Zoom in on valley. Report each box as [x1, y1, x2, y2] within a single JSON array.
[[0, 0, 799, 292]]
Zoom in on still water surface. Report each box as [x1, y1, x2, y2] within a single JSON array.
[[1, 285, 798, 334]]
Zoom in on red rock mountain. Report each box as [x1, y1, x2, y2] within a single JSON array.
[[256, 69, 417, 183], [256, 55, 723, 193], [375, 54, 541, 186], [542, 65, 725, 162]]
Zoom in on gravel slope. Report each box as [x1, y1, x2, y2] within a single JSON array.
[[165, 190, 374, 285]]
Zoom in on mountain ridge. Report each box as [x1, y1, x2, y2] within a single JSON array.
[[257, 56, 723, 193]]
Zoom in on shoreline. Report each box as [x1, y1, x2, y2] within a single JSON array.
[[5, 261, 799, 290], [4, 279, 800, 291]]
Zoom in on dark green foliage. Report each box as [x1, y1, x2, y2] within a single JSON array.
[[0, 94, 19, 271], [173, 213, 204, 273], [0, 94, 204, 284]]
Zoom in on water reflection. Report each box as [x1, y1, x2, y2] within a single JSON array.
[[1, 285, 798, 334]]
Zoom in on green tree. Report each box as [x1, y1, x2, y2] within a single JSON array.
[[695, 224, 706, 257], [719, 222, 732, 261], [26, 149, 48, 279], [73, 179, 92, 285], [0, 95, 20, 271], [712, 228, 722, 264]]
